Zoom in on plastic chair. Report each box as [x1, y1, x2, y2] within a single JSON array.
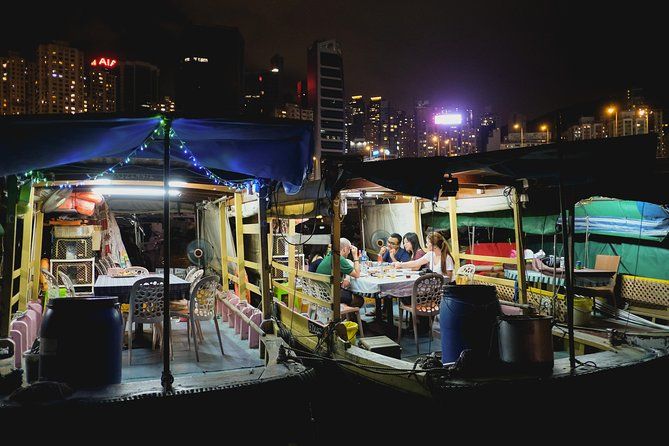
[[171, 275, 224, 362], [57, 271, 77, 297], [398, 273, 445, 354], [185, 268, 203, 283], [127, 277, 167, 364], [455, 264, 477, 284]]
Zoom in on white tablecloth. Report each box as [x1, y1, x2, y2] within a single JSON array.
[[349, 271, 419, 298]]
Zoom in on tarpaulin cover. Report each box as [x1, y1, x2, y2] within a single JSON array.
[[427, 198, 669, 241], [0, 115, 314, 192], [0, 116, 161, 176], [340, 134, 663, 205]]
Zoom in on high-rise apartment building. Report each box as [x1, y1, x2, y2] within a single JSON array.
[[414, 100, 434, 157], [1, 52, 36, 115], [118, 61, 159, 113], [365, 96, 390, 152], [565, 117, 606, 141], [37, 42, 86, 114], [87, 57, 117, 113], [176, 25, 244, 114], [307, 39, 345, 165]]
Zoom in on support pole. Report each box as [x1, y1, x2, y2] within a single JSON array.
[[559, 177, 576, 371], [413, 197, 425, 251], [31, 208, 45, 303], [1, 176, 18, 337], [447, 197, 460, 269], [234, 192, 247, 300], [161, 117, 174, 392], [18, 184, 35, 311], [511, 187, 528, 304], [257, 181, 272, 358], [331, 196, 341, 322], [218, 201, 229, 293]]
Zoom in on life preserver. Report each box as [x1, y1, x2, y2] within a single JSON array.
[[54, 192, 102, 216]]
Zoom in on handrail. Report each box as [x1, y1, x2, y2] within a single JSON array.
[[272, 279, 333, 309], [271, 261, 332, 283], [472, 274, 515, 287], [219, 296, 265, 337], [245, 282, 261, 295], [460, 253, 516, 264], [621, 274, 669, 285], [244, 260, 260, 271]]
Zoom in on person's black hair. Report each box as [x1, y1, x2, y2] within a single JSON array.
[[389, 233, 402, 244], [403, 232, 422, 259], [308, 245, 328, 264]]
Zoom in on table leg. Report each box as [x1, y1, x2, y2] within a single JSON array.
[[384, 296, 393, 327], [375, 298, 383, 322]]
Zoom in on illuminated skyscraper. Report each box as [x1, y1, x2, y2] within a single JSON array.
[[87, 56, 117, 113], [307, 39, 345, 165], [37, 41, 86, 114], [0, 51, 36, 115]]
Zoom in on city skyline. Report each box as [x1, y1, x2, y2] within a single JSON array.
[[1, 1, 665, 123]]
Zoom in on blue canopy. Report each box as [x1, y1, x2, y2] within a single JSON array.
[[0, 115, 314, 192]]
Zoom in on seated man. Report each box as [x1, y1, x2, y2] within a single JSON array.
[[316, 237, 364, 307], [377, 233, 411, 263]]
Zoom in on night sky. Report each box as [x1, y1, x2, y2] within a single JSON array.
[[2, 1, 665, 121]]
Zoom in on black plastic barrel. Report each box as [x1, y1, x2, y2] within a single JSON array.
[[440, 285, 501, 364], [39, 297, 123, 387]]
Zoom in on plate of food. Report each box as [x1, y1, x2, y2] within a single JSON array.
[[109, 268, 139, 278]]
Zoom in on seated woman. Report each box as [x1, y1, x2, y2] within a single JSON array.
[[393, 232, 454, 282], [308, 245, 328, 273], [402, 232, 425, 261]]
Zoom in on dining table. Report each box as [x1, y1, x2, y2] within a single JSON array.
[[93, 273, 191, 304], [348, 268, 421, 334]]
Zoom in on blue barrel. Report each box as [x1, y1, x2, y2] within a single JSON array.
[[39, 297, 123, 387], [440, 285, 501, 364]]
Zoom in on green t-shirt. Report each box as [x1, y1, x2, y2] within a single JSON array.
[[316, 252, 353, 276]]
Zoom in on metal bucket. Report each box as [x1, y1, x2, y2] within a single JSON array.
[[497, 315, 554, 373]]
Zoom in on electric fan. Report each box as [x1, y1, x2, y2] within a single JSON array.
[[186, 239, 215, 268], [370, 229, 391, 251]]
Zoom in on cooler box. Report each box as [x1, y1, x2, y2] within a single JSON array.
[[358, 335, 401, 359]]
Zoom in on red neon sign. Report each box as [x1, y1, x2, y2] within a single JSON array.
[[90, 58, 118, 68]]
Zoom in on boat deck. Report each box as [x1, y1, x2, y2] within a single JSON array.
[[121, 318, 264, 382]]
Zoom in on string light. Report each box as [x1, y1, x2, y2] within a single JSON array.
[[169, 126, 260, 193], [21, 118, 261, 193]]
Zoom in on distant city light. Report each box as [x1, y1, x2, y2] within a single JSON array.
[[434, 113, 462, 126], [270, 67, 279, 73]]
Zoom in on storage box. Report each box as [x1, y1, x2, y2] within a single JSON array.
[[54, 225, 95, 238], [358, 335, 401, 359]]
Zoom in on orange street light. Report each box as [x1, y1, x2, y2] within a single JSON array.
[[513, 123, 524, 147], [607, 106, 618, 137], [540, 124, 549, 142]]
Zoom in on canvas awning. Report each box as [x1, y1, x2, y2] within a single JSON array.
[[339, 134, 665, 206], [0, 115, 314, 192]]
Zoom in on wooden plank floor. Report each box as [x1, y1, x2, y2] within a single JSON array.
[[122, 318, 264, 382]]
